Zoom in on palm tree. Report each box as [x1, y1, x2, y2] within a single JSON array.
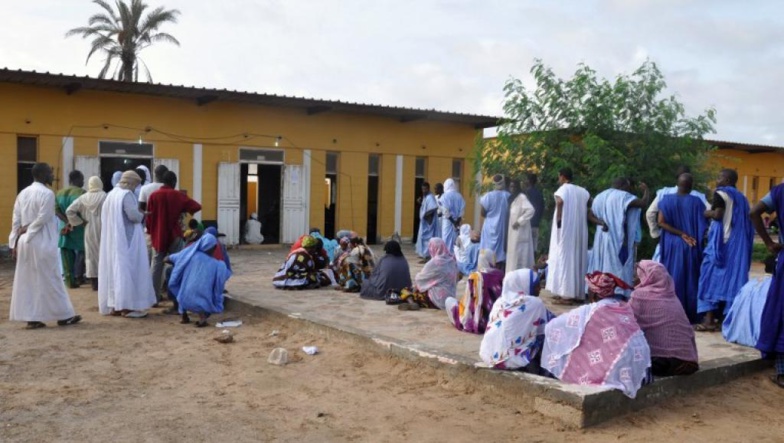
[[66, 0, 181, 82]]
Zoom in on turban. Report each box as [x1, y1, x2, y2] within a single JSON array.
[[118, 171, 142, 190], [87, 176, 103, 193], [493, 174, 505, 190]]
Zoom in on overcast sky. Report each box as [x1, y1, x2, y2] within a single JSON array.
[[1, 0, 783, 145]]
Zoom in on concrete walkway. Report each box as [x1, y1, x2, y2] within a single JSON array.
[[224, 243, 769, 427]]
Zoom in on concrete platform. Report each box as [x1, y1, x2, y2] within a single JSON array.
[[224, 244, 770, 428]]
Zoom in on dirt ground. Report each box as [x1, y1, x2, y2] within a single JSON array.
[[1, 261, 783, 443]]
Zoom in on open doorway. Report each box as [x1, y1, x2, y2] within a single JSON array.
[[241, 162, 282, 244], [366, 154, 380, 244], [324, 152, 339, 239], [99, 157, 152, 192], [412, 157, 426, 243]]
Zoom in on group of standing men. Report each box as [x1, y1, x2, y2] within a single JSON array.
[[8, 162, 214, 329], [415, 173, 545, 273]]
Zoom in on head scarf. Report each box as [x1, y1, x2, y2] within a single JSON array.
[[477, 249, 496, 272], [444, 178, 457, 193], [459, 224, 471, 239], [384, 240, 403, 257], [250, 212, 258, 220], [492, 174, 505, 190], [586, 271, 632, 299], [167, 233, 231, 305], [111, 171, 123, 187], [87, 176, 103, 193], [301, 235, 317, 249], [137, 165, 151, 186], [629, 260, 697, 363], [479, 268, 554, 369], [414, 237, 458, 309], [117, 171, 142, 191]]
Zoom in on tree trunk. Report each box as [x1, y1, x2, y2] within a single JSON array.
[[121, 53, 135, 82]]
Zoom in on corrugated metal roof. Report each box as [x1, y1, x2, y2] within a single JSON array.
[[708, 139, 784, 154], [0, 68, 500, 129]]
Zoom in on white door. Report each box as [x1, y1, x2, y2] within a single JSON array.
[[282, 164, 306, 244], [217, 162, 241, 246], [74, 156, 100, 189], [154, 158, 180, 189]]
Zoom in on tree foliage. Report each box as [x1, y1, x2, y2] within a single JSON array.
[[476, 59, 717, 257], [66, 0, 181, 82]]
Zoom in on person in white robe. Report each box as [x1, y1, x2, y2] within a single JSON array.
[[506, 178, 536, 272], [545, 168, 592, 303], [66, 176, 107, 292], [453, 224, 472, 262], [439, 178, 465, 251], [587, 178, 649, 295], [98, 171, 156, 318], [244, 212, 265, 244], [645, 165, 709, 262], [416, 182, 439, 261], [9, 163, 81, 329], [480, 174, 511, 266]]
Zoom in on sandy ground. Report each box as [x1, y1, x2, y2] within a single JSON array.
[[1, 259, 784, 443]]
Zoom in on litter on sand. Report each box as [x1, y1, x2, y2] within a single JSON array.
[[268, 330, 280, 337], [214, 329, 234, 344], [216, 320, 242, 328], [302, 346, 319, 355], [268, 348, 288, 366]]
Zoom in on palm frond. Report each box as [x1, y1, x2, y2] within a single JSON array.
[[98, 51, 118, 78], [93, 0, 119, 22], [137, 56, 153, 82], [86, 34, 118, 63], [146, 32, 180, 46], [87, 12, 117, 28], [139, 6, 180, 35]]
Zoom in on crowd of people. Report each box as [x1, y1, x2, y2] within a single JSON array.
[[9, 162, 231, 330], [271, 167, 784, 395]]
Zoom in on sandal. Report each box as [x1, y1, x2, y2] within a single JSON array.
[[771, 375, 784, 389], [57, 315, 82, 326], [195, 320, 209, 328], [693, 323, 716, 332], [25, 321, 46, 330], [181, 313, 191, 324]]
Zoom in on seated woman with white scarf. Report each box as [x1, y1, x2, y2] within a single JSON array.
[[397, 238, 457, 310], [479, 268, 555, 371]]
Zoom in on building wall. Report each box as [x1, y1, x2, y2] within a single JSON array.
[[0, 83, 479, 242], [712, 149, 784, 204]]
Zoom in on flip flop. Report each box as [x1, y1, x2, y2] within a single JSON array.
[[693, 323, 716, 332], [57, 315, 82, 326], [195, 320, 209, 328], [771, 375, 784, 389], [25, 322, 46, 330], [124, 311, 148, 319]]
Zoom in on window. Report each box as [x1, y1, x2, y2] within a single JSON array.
[[415, 157, 426, 178], [326, 152, 339, 174], [99, 141, 153, 157], [452, 159, 463, 192], [752, 176, 759, 203], [368, 154, 380, 176], [17, 136, 37, 193]]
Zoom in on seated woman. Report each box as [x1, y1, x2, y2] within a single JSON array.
[[722, 255, 776, 348], [336, 237, 376, 292], [360, 240, 412, 300], [273, 235, 329, 289], [457, 231, 480, 277], [398, 238, 458, 310], [446, 250, 504, 333], [479, 268, 555, 371], [630, 260, 699, 377], [542, 272, 652, 399], [167, 233, 232, 327]]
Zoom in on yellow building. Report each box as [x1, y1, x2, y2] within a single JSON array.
[[708, 140, 784, 204], [1, 69, 497, 245]]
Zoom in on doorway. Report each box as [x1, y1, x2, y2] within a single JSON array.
[[412, 157, 426, 243], [366, 154, 380, 244], [241, 163, 282, 244], [99, 157, 152, 192], [324, 152, 339, 239]]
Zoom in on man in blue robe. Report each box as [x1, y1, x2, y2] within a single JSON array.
[[657, 173, 707, 324], [439, 178, 465, 252], [480, 174, 511, 267], [646, 165, 709, 262], [416, 182, 439, 263], [696, 169, 754, 331], [167, 233, 232, 327], [750, 182, 784, 388], [587, 177, 650, 295]]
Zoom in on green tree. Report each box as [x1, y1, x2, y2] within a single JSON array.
[[477, 59, 717, 257], [66, 0, 181, 82]]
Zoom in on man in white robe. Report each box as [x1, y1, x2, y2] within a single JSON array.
[[439, 178, 465, 251], [587, 178, 650, 295], [416, 182, 439, 262], [506, 178, 536, 272], [98, 171, 156, 318], [480, 174, 511, 267], [244, 212, 265, 244], [646, 165, 709, 262], [545, 168, 593, 303], [9, 163, 81, 329], [66, 176, 107, 291]]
